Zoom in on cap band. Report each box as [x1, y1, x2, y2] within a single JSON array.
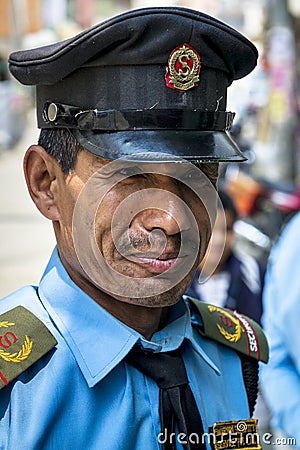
[[43, 102, 235, 131]]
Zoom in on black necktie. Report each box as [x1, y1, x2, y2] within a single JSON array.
[[125, 346, 206, 450]]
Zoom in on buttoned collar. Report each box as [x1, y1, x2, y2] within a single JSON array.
[[38, 247, 220, 387]]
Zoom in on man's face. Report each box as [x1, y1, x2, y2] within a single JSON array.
[[52, 149, 218, 307]]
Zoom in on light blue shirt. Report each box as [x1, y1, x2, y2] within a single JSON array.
[[0, 248, 249, 450], [261, 213, 300, 447]]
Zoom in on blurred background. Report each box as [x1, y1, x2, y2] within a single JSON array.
[[1, 0, 300, 297]]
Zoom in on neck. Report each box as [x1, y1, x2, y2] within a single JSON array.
[[91, 287, 170, 339], [62, 262, 169, 340], [97, 298, 170, 340], [57, 242, 175, 339]]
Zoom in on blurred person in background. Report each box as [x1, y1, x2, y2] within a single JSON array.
[[0, 54, 8, 81], [186, 189, 264, 324], [261, 212, 300, 448], [0, 51, 27, 150], [186, 189, 271, 443]]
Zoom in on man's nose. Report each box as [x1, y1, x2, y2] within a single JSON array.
[[131, 188, 191, 236]]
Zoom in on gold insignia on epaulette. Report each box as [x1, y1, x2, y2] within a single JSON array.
[[0, 306, 57, 389], [208, 305, 244, 343], [187, 297, 269, 363], [0, 321, 33, 363]]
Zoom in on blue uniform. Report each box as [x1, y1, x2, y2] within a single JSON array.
[[261, 213, 300, 446], [0, 248, 250, 450]]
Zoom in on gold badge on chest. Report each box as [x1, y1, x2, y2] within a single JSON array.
[[210, 419, 261, 450]]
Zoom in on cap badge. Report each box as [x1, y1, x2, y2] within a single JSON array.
[[166, 44, 200, 92]]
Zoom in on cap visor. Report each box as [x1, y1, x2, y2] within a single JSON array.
[[71, 130, 246, 163]]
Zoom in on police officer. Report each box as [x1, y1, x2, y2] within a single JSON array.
[[0, 7, 267, 450]]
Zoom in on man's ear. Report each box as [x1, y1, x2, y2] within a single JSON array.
[[24, 145, 60, 220]]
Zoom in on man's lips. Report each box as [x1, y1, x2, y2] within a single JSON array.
[[126, 252, 183, 274]]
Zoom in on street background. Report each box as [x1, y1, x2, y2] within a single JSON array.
[[0, 108, 55, 298], [1, 0, 300, 448]]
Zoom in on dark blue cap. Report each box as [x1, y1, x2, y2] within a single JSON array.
[[8, 7, 258, 163]]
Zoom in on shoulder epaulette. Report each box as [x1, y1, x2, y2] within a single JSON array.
[[0, 305, 57, 389], [186, 297, 269, 363]]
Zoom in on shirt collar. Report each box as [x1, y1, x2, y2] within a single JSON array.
[[38, 247, 220, 387]]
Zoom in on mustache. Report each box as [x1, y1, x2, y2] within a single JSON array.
[[115, 229, 198, 258]]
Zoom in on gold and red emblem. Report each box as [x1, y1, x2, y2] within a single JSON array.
[[207, 305, 261, 360], [0, 306, 57, 389], [166, 43, 201, 92]]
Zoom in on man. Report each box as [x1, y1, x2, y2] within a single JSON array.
[[0, 7, 268, 450]]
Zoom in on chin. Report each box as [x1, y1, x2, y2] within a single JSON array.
[[111, 276, 192, 308]]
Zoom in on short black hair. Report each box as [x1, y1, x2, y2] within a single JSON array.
[[38, 128, 83, 174]]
